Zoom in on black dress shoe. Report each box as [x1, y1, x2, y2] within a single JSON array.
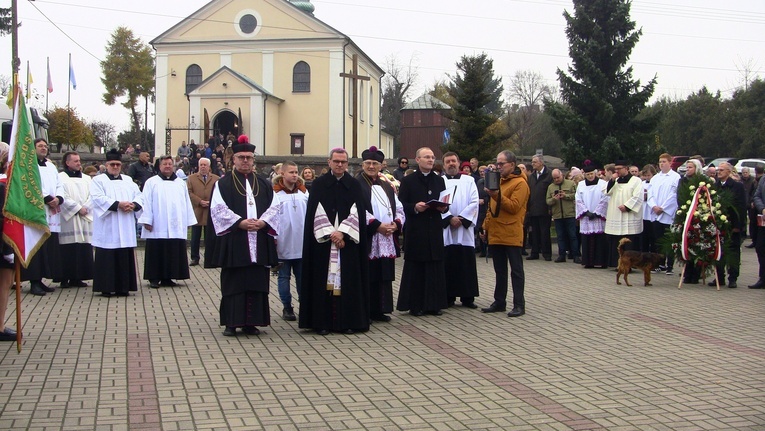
[[0, 331, 14, 341], [282, 308, 297, 321], [316, 329, 330, 335], [748, 280, 765, 289], [149, 281, 161, 288], [189, 260, 199, 266], [30, 284, 47, 296], [39, 282, 55, 292], [728, 281, 738, 288], [223, 327, 237, 336], [408, 310, 424, 317], [243, 326, 260, 335], [425, 310, 443, 316], [708, 280, 722, 287], [161, 280, 178, 287], [371, 314, 391, 322], [555, 256, 566, 263], [3, 327, 17, 337], [481, 302, 506, 313], [573, 257, 582, 264], [507, 307, 525, 317], [462, 302, 478, 309], [100, 292, 114, 297], [526, 255, 539, 260], [69, 280, 88, 287], [59, 281, 70, 288]]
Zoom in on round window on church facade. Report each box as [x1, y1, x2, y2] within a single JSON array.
[[234, 9, 263, 38], [239, 14, 258, 34]]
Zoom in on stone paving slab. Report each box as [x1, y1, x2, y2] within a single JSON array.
[[0, 246, 763, 430]]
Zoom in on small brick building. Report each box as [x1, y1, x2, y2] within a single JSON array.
[[399, 94, 451, 160]]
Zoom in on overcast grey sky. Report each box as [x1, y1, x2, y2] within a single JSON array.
[[3, 0, 764, 135]]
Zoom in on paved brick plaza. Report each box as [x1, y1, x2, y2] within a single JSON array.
[[0, 247, 763, 430]]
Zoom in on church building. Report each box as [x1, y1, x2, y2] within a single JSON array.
[[151, 0, 384, 158]]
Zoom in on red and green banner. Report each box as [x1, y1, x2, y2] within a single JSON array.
[[3, 90, 49, 267]]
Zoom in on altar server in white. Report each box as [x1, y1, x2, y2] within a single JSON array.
[[90, 149, 143, 297], [58, 151, 94, 287], [22, 138, 64, 295], [441, 151, 480, 308], [647, 153, 681, 274], [272, 160, 309, 321], [575, 162, 609, 268], [139, 155, 197, 288]]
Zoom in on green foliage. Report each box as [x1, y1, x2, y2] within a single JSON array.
[[652, 79, 765, 159], [101, 26, 155, 135], [443, 53, 506, 161], [544, 0, 659, 167], [659, 175, 733, 279], [117, 129, 154, 152], [46, 107, 95, 151], [0, 8, 12, 37]]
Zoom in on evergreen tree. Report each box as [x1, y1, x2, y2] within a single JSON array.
[[101, 27, 155, 135], [444, 53, 505, 161], [0, 8, 12, 36], [544, 0, 659, 167]]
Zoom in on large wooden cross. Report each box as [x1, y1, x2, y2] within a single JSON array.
[[339, 54, 370, 158]]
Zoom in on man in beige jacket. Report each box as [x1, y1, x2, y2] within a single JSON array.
[[187, 158, 220, 266]]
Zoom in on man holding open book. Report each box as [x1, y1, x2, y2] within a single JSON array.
[[396, 147, 448, 316]]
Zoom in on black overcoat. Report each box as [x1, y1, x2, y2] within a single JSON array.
[[299, 172, 370, 332], [398, 170, 446, 261]]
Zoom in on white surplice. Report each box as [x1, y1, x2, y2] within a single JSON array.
[[442, 174, 479, 247], [274, 189, 309, 260], [210, 177, 281, 263], [39, 160, 65, 233], [647, 169, 680, 225], [575, 179, 609, 235], [603, 175, 643, 235], [138, 175, 197, 240], [90, 174, 141, 249], [58, 172, 93, 244], [367, 184, 404, 259]]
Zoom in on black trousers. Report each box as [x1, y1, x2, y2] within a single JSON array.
[[489, 245, 525, 309], [527, 215, 552, 258], [651, 221, 674, 270], [714, 232, 741, 282], [190, 225, 204, 262], [756, 226, 765, 279]]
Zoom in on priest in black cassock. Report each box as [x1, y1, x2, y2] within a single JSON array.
[[299, 148, 370, 335], [209, 135, 281, 337], [356, 146, 405, 323], [396, 147, 448, 316]]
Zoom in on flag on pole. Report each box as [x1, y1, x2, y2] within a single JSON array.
[[69, 58, 77, 90], [47, 59, 53, 93], [3, 89, 50, 268], [26, 62, 33, 100]]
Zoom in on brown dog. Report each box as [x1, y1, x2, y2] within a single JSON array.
[[616, 237, 665, 286]]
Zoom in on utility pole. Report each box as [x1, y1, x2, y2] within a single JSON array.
[[11, 0, 20, 103]]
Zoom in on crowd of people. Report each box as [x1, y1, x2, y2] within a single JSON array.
[[0, 138, 763, 341]]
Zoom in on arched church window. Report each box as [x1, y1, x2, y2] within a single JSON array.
[[293, 61, 311, 93], [185, 64, 203, 95]]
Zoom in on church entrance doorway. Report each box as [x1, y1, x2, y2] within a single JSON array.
[[213, 110, 240, 139]]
